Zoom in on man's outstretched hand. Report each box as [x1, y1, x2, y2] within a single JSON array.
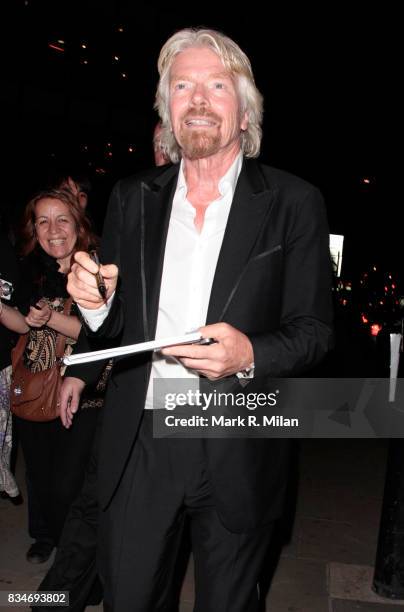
[[67, 251, 118, 309], [161, 322, 254, 380]]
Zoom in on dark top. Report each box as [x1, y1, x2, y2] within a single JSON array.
[[13, 248, 69, 316], [0, 233, 20, 370], [14, 247, 110, 405]]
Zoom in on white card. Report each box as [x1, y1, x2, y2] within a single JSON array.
[[63, 332, 203, 366]]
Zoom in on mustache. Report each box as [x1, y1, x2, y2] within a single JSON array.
[[182, 109, 221, 123]]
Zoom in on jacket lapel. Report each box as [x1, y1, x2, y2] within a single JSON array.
[[206, 159, 278, 323], [140, 165, 179, 340]]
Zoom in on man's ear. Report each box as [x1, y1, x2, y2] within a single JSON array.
[[240, 111, 249, 131]]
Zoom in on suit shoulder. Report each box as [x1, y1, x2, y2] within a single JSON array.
[[257, 162, 321, 200], [111, 165, 178, 200]]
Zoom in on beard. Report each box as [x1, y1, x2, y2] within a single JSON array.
[[177, 109, 222, 160], [180, 130, 221, 160]]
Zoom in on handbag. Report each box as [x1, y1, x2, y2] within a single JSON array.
[[10, 298, 72, 422]]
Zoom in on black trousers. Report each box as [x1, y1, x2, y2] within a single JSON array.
[[99, 411, 274, 612], [33, 423, 102, 612], [15, 407, 98, 544]]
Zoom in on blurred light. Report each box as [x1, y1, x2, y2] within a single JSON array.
[[128, 146, 135, 153], [361, 314, 368, 324], [121, 72, 127, 79], [373, 266, 377, 271], [107, 152, 113, 157], [95, 167, 107, 175], [106, 142, 112, 147], [80, 59, 88, 65], [371, 324, 382, 337], [117, 26, 124, 32], [392, 284, 396, 289], [361, 177, 371, 184], [57, 40, 65, 45], [81, 43, 87, 49], [48, 43, 65, 53], [113, 55, 120, 61], [379, 300, 384, 305], [342, 299, 347, 306], [384, 286, 388, 293]]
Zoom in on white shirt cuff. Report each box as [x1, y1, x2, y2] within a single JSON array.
[[78, 292, 115, 331]]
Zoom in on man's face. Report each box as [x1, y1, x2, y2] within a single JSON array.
[[169, 47, 248, 161]]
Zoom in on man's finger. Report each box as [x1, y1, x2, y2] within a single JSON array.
[[199, 323, 231, 340], [74, 265, 99, 289], [74, 251, 99, 274], [179, 358, 218, 371], [100, 263, 119, 279], [161, 343, 217, 359]]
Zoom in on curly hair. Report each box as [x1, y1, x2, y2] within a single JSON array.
[[19, 188, 98, 260], [154, 27, 264, 163]]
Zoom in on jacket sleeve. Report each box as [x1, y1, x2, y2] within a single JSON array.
[[65, 181, 126, 384], [249, 187, 334, 377], [82, 180, 126, 342]]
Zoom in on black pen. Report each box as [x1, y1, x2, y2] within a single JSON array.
[[89, 250, 107, 300]]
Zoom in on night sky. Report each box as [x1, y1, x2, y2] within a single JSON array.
[[1, 1, 392, 278]]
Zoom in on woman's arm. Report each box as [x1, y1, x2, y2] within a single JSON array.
[[25, 301, 82, 340], [0, 301, 29, 334], [47, 310, 81, 340]]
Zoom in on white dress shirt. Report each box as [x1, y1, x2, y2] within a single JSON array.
[[80, 153, 243, 408]]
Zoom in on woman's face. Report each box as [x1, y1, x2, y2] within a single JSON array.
[[34, 198, 78, 270]]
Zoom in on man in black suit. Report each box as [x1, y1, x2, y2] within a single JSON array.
[[62, 27, 333, 611]]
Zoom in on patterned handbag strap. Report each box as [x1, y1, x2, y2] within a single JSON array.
[[55, 297, 73, 359], [12, 297, 74, 367]]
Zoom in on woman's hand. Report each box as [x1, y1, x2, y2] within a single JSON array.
[[59, 376, 86, 428], [25, 300, 52, 328]]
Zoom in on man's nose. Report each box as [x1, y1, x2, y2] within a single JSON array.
[[190, 82, 208, 106]]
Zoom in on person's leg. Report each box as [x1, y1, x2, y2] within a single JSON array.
[[98, 413, 189, 612], [50, 407, 98, 542], [26, 470, 53, 541], [0, 366, 19, 498], [14, 417, 55, 561], [33, 428, 101, 612], [190, 508, 274, 612], [184, 447, 275, 612]]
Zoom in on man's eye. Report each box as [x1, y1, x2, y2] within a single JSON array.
[[175, 83, 186, 90], [213, 82, 225, 89]]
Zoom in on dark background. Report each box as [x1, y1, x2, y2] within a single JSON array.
[[0, 1, 394, 278]]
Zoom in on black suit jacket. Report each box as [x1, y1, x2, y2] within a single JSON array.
[[69, 158, 333, 532]]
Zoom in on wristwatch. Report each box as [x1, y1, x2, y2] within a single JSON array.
[[236, 362, 255, 381]]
